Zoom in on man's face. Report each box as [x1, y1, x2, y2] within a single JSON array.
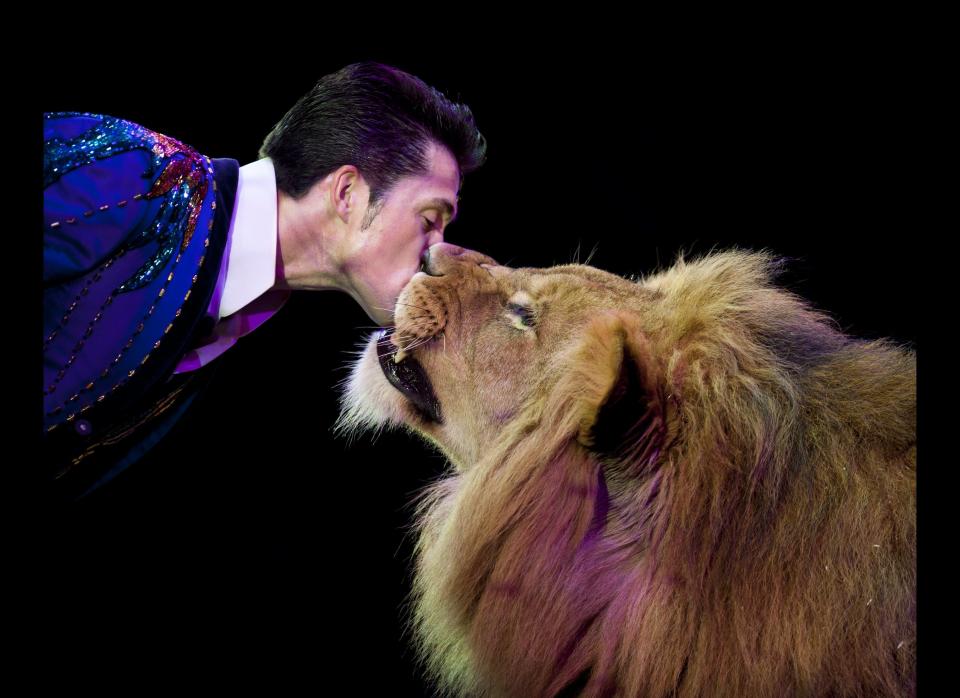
[[344, 141, 461, 326]]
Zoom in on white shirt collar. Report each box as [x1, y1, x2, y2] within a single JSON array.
[[217, 157, 279, 320]]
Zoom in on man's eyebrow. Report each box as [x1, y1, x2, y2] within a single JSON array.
[[422, 197, 458, 223]]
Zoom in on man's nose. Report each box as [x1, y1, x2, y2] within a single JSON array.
[[421, 242, 499, 277]]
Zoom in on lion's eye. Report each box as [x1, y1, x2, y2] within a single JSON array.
[[507, 303, 536, 329]]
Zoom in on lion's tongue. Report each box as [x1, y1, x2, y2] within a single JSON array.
[[376, 329, 444, 424]]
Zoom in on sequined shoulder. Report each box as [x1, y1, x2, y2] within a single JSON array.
[[44, 113, 211, 292]]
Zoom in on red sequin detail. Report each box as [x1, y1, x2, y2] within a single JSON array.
[[146, 151, 209, 250]]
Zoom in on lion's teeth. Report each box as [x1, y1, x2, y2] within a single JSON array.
[[394, 348, 408, 363]]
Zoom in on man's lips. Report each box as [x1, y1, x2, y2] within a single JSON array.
[[375, 329, 444, 424]]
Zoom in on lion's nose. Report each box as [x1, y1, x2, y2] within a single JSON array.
[[423, 242, 499, 276]]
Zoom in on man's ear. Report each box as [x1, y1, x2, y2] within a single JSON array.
[[329, 165, 364, 223], [570, 313, 667, 469]]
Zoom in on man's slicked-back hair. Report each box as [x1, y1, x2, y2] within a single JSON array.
[[259, 62, 486, 205]]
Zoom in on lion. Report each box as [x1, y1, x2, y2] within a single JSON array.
[[336, 242, 916, 698]]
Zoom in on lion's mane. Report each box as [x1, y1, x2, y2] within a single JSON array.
[[351, 251, 916, 697]]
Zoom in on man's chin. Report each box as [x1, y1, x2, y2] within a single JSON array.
[[356, 295, 395, 327]]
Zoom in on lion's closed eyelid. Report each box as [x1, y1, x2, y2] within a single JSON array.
[[506, 302, 534, 318], [505, 304, 536, 331], [504, 291, 538, 331]]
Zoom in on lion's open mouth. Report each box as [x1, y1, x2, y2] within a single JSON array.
[[375, 328, 444, 424]]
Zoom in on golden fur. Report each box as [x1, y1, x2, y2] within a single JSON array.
[[337, 245, 916, 697]]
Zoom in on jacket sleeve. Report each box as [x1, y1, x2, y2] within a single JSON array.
[[43, 113, 165, 285]]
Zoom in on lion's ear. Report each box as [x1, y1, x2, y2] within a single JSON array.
[[572, 313, 666, 466]]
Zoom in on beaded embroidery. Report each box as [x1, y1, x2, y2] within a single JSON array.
[[44, 113, 209, 292]]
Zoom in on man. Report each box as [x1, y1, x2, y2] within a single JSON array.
[[42, 62, 486, 500]]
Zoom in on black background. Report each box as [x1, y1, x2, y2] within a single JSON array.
[[32, 40, 924, 693]]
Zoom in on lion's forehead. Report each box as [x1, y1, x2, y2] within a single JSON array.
[[506, 268, 640, 305], [421, 263, 647, 317]]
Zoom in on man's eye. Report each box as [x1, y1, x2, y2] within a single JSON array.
[[422, 217, 437, 231], [507, 303, 536, 329]]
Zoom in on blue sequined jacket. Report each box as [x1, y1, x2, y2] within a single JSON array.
[[43, 113, 238, 498]]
